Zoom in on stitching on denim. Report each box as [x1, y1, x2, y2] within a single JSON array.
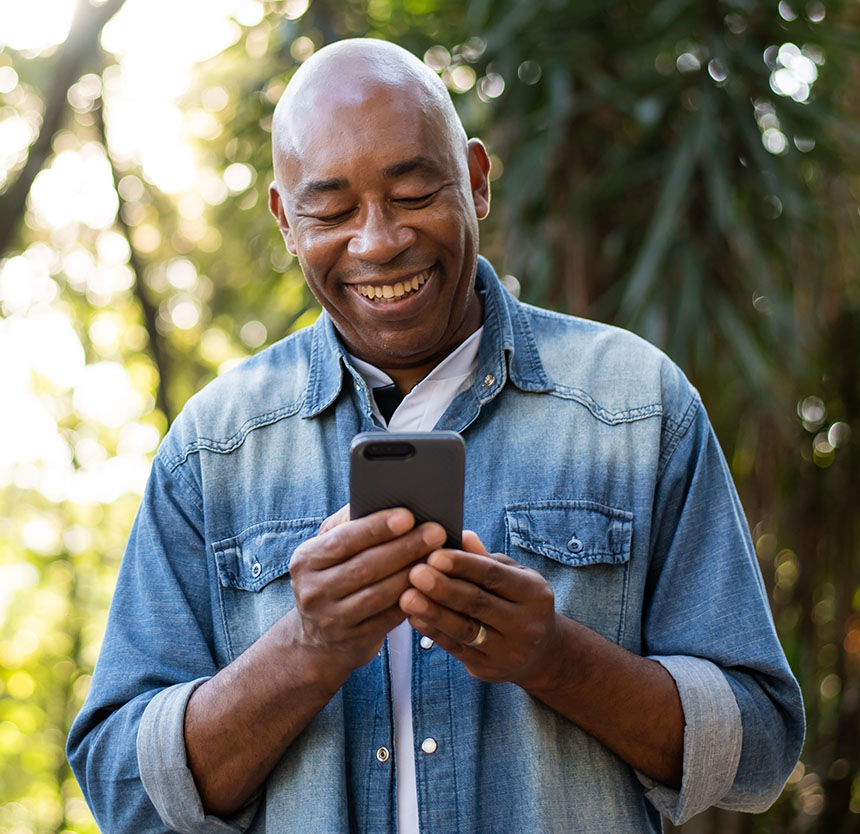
[[505, 500, 633, 567], [302, 321, 327, 416], [547, 384, 663, 425], [615, 548, 631, 644], [657, 394, 700, 480], [162, 400, 304, 470], [447, 650, 462, 834], [160, 454, 204, 515], [509, 304, 553, 392]]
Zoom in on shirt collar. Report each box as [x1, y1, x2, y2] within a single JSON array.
[[347, 326, 483, 391], [300, 255, 552, 419]]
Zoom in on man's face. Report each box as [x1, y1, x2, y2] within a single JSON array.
[[270, 83, 490, 380]]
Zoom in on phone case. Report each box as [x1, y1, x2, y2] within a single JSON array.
[[349, 431, 465, 548]]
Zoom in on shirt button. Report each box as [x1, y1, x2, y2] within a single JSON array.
[[421, 737, 438, 754], [250, 562, 262, 578], [420, 636, 434, 650], [376, 747, 390, 763], [483, 373, 495, 387]]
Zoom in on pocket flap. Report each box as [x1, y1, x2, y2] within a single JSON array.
[[212, 518, 323, 591], [506, 500, 632, 567]]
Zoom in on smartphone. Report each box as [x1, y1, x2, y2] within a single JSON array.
[[349, 431, 465, 548]]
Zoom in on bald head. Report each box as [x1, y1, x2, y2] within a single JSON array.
[[266, 38, 491, 388], [271, 39, 466, 187]]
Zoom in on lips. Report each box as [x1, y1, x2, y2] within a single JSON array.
[[354, 268, 430, 302]]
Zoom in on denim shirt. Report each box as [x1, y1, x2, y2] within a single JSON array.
[[67, 257, 804, 834]]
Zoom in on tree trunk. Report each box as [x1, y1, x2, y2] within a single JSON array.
[[0, 0, 127, 257]]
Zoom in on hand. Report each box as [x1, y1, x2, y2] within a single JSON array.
[[288, 504, 447, 683], [399, 531, 562, 688]]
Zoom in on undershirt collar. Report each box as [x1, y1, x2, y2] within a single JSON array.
[[348, 326, 483, 431]]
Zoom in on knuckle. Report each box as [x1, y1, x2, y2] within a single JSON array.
[[297, 580, 323, 610], [345, 557, 373, 588], [470, 588, 494, 618], [482, 561, 506, 589], [317, 612, 337, 633]]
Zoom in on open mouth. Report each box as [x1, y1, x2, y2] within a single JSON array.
[[354, 267, 431, 302]]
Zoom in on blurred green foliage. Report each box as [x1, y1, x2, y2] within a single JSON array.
[[0, 1, 858, 832]]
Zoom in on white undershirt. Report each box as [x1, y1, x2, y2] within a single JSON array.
[[348, 327, 482, 834]]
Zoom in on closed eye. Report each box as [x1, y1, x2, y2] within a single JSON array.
[[395, 191, 438, 207], [314, 208, 356, 224]]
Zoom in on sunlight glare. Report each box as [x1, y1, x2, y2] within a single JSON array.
[[73, 362, 147, 427], [29, 145, 118, 231], [0, 0, 75, 51]]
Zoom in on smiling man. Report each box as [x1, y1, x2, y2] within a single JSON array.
[[268, 42, 487, 391], [68, 39, 803, 834]]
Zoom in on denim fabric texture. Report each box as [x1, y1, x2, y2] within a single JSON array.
[[66, 257, 804, 834]]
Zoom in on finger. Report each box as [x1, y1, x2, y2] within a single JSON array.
[[461, 530, 489, 555], [405, 565, 513, 630], [422, 549, 531, 602], [408, 616, 487, 657], [301, 508, 416, 570], [334, 563, 420, 625], [324, 522, 447, 599], [399, 587, 497, 648], [318, 504, 350, 535]]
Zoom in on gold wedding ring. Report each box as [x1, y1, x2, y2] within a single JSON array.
[[465, 621, 488, 647]]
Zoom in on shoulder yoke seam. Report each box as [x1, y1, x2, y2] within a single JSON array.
[[547, 385, 663, 425], [160, 398, 305, 471], [657, 393, 701, 479]]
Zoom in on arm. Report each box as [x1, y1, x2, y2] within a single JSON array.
[[67, 443, 446, 833], [184, 506, 447, 817], [399, 533, 684, 787], [399, 397, 804, 823]]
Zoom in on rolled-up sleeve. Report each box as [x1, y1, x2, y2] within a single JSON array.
[[67, 450, 239, 833], [137, 679, 259, 834], [637, 655, 743, 824], [638, 388, 804, 823]]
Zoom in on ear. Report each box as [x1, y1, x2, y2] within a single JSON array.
[[268, 182, 297, 254], [466, 138, 491, 220]]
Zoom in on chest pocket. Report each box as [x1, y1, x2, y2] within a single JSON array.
[[212, 518, 323, 661], [505, 500, 633, 643]]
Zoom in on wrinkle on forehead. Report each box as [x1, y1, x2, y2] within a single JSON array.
[[271, 39, 466, 186]]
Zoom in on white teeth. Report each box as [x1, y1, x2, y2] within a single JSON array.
[[357, 269, 429, 301]]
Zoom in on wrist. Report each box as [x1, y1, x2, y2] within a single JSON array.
[[269, 608, 352, 696], [514, 613, 571, 695]]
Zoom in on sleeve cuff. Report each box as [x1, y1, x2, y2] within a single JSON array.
[[137, 678, 260, 834], [636, 655, 743, 825]]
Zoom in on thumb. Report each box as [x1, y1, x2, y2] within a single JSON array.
[[319, 503, 350, 534], [461, 529, 490, 555]]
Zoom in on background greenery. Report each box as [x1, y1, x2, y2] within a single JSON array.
[[1, 0, 858, 831]]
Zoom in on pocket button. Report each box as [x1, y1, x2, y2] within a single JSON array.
[[251, 562, 262, 578], [567, 536, 584, 554]]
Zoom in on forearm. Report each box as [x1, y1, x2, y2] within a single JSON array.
[[522, 614, 684, 788], [184, 608, 348, 817]]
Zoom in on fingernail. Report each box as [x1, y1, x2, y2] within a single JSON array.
[[428, 552, 453, 572], [388, 508, 413, 533], [410, 565, 434, 592], [423, 523, 445, 546]]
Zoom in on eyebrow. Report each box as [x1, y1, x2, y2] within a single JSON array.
[[296, 156, 444, 203], [297, 177, 349, 202], [381, 155, 444, 180]]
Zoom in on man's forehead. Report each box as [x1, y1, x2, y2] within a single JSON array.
[[285, 76, 435, 151], [272, 40, 466, 183]]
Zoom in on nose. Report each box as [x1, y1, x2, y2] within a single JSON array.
[[347, 203, 415, 263]]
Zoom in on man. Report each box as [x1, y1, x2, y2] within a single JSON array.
[[68, 38, 804, 834]]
